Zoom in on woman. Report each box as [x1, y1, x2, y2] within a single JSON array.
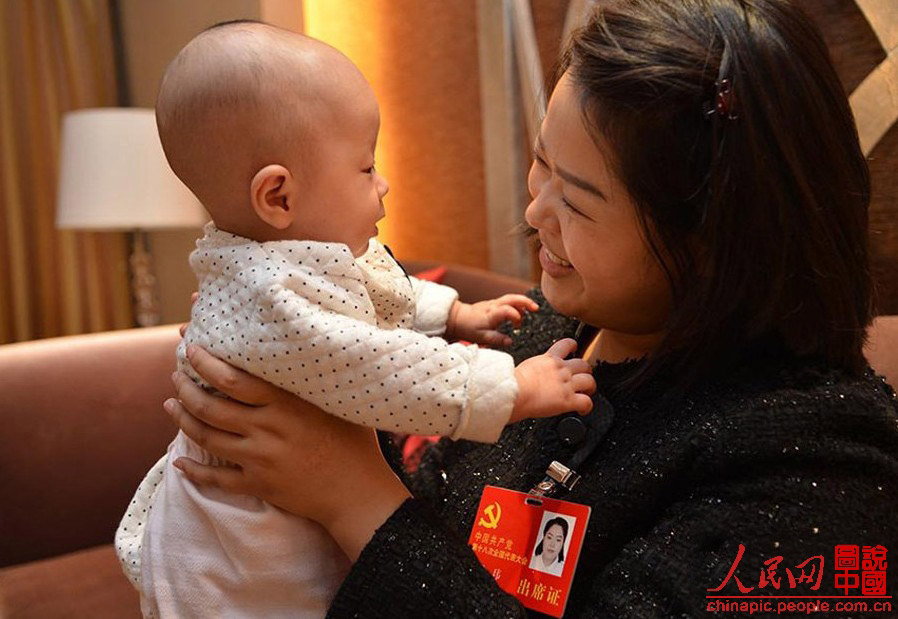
[[529, 517, 569, 577], [166, 0, 898, 615]]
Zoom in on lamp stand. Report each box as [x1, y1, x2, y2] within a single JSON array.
[[129, 229, 161, 327]]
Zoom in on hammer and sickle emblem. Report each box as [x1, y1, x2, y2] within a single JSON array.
[[478, 501, 502, 529]]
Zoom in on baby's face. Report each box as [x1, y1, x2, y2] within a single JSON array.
[[291, 86, 389, 257]]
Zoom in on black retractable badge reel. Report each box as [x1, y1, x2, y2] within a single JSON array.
[[528, 321, 614, 502]]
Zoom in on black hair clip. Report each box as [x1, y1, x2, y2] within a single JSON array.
[[703, 78, 738, 121]]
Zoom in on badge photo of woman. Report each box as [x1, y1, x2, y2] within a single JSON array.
[[529, 514, 574, 577]]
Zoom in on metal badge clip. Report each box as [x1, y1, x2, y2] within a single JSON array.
[[546, 460, 581, 490], [528, 460, 581, 499]]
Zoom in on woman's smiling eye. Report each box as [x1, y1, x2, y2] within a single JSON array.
[[561, 196, 583, 216]]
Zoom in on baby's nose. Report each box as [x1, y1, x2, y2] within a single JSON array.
[[377, 174, 390, 198]]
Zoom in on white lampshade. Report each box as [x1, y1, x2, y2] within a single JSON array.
[[56, 108, 208, 230]]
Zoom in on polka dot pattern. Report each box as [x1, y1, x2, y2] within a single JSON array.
[[356, 240, 415, 330], [176, 225, 476, 437], [115, 454, 166, 589]]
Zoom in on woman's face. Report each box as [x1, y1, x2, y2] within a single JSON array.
[[525, 72, 672, 347], [541, 523, 566, 563]]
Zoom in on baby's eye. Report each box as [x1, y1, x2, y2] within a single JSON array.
[[365, 164, 376, 175]]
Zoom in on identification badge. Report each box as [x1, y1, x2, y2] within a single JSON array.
[[467, 485, 591, 617]]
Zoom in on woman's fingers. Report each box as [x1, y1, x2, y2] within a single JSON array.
[[173, 457, 246, 494], [165, 390, 248, 460], [185, 345, 277, 406], [546, 338, 578, 359], [171, 372, 251, 434]]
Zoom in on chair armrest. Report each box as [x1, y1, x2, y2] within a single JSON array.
[[0, 263, 532, 569], [0, 326, 181, 567], [403, 260, 532, 302]]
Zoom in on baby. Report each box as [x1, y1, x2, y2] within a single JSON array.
[[116, 21, 595, 618]]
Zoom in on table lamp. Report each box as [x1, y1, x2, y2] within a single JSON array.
[[56, 108, 208, 327]]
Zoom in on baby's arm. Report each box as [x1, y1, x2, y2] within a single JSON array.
[[185, 282, 516, 443], [408, 276, 458, 336], [398, 279, 595, 424]]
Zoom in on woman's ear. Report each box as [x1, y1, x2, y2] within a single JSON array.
[[250, 164, 296, 230]]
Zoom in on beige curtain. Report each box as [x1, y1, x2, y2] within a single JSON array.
[[0, 0, 132, 344]]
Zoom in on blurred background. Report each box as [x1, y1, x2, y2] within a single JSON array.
[[0, 0, 896, 343]]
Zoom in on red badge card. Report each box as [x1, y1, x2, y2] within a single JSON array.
[[467, 485, 591, 617]]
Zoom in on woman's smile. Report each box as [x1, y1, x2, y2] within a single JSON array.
[[524, 72, 672, 344], [538, 244, 574, 277]]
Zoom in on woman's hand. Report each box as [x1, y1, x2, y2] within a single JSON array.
[[166, 345, 411, 561]]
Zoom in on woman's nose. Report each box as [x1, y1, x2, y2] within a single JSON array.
[[524, 193, 554, 231], [524, 199, 540, 229], [525, 165, 552, 230]]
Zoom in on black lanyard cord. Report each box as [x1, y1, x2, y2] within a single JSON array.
[[529, 322, 615, 498]]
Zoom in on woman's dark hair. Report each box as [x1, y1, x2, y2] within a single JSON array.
[[560, 0, 872, 390], [534, 517, 569, 561]]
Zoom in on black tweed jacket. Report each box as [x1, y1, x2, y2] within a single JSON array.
[[329, 290, 898, 618]]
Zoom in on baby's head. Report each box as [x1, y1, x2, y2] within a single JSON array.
[[157, 21, 388, 256]]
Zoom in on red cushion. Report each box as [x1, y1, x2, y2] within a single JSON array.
[[411, 265, 447, 283]]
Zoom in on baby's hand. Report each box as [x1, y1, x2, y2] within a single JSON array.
[[447, 294, 539, 347], [510, 338, 596, 423]]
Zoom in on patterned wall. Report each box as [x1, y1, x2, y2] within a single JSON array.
[[804, 0, 898, 314]]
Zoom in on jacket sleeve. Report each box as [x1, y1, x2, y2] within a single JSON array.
[[409, 276, 459, 336], [184, 283, 516, 443], [327, 499, 528, 618]]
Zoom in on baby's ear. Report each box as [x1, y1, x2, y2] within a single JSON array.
[[250, 164, 296, 229]]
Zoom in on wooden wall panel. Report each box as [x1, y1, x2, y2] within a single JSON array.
[[804, 0, 885, 92], [867, 119, 898, 313], [306, 0, 490, 269], [532, 0, 568, 83]]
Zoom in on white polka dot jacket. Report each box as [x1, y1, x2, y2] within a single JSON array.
[[326, 290, 898, 618], [181, 223, 517, 442], [114, 223, 517, 618]]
